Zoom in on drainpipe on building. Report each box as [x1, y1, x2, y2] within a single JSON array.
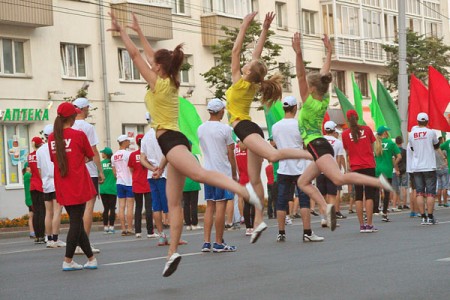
[[99, 0, 111, 147]]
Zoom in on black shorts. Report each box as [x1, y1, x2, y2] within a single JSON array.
[[28, 205, 33, 212], [157, 130, 191, 156], [91, 177, 99, 195], [43, 192, 56, 202], [316, 173, 337, 196], [233, 120, 264, 142], [353, 168, 377, 201], [307, 138, 334, 161]]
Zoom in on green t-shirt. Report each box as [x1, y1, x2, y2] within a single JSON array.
[[183, 155, 201, 192], [298, 94, 330, 146], [375, 138, 400, 178], [273, 161, 279, 182], [99, 159, 117, 195], [440, 140, 450, 171], [23, 172, 32, 207]]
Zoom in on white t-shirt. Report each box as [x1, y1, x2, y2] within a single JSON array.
[[406, 142, 413, 173], [324, 135, 344, 159], [141, 128, 166, 179], [272, 118, 306, 175], [408, 126, 438, 172], [36, 144, 55, 193], [111, 149, 132, 186], [72, 119, 99, 177], [197, 121, 234, 176]]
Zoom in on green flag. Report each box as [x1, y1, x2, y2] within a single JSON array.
[[377, 80, 402, 138], [335, 86, 355, 121], [178, 96, 203, 155], [263, 101, 284, 138], [369, 81, 386, 129], [352, 73, 366, 125]]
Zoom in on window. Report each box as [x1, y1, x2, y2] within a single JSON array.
[[60, 43, 87, 78], [0, 38, 25, 75], [383, 0, 397, 10], [354, 72, 368, 97], [408, 18, 422, 34], [2, 124, 29, 186], [331, 70, 346, 94], [384, 14, 398, 42], [203, 0, 252, 17], [363, 10, 381, 39], [275, 2, 287, 30], [172, 0, 189, 15], [406, 0, 421, 15], [302, 10, 317, 35], [423, 1, 440, 19], [425, 21, 442, 37], [118, 49, 141, 81], [338, 5, 360, 36], [180, 55, 194, 85], [362, 0, 380, 6], [279, 62, 292, 92], [322, 4, 334, 35]]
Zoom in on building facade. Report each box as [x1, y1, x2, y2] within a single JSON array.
[[0, 0, 448, 218]]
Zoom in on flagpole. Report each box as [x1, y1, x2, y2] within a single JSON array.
[[398, 0, 408, 139]]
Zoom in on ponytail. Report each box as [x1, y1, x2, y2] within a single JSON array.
[[374, 134, 383, 156], [307, 72, 332, 98], [154, 43, 184, 89], [53, 116, 69, 177], [260, 73, 283, 107], [348, 115, 360, 143]]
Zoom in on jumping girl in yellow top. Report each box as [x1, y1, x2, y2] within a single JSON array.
[[109, 12, 261, 277]]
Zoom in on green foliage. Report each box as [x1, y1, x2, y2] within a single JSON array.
[[382, 30, 450, 91]]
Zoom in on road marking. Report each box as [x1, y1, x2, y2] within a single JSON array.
[[436, 257, 450, 262], [102, 252, 202, 266]]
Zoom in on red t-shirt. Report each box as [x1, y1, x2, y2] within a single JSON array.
[[265, 164, 274, 185], [27, 150, 43, 192], [342, 125, 376, 171], [235, 147, 249, 185], [128, 150, 150, 193], [48, 128, 96, 206]]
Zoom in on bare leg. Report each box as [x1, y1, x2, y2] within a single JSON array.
[[28, 211, 34, 236], [118, 198, 126, 232], [226, 200, 234, 225], [44, 201, 54, 238], [426, 196, 435, 215], [83, 197, 96, 236], [126, 197, 135, 232], [300, 207, 311, 230], [215, 201, 227, 244], [246, 149, 264, 227], [153, 211, 164, 234], [365, 199, 374, 225], [416, 195, 425, 215], [52, 200, 62, 235], [203, 201, 215, 243]]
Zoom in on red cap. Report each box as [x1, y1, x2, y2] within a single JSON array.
[[57, 102, 81, 118], [31, 136, 44, 146], [136, 134, 144, 143], [346, 109, 358, 120]]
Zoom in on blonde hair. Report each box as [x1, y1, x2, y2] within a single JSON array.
[[247, 60, 283, 107], [307, 72, 332, 98], [374, 134, 383, 157]]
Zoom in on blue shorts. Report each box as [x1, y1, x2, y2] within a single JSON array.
[[204, 184, 234, 201], [436, 169, 449, 190], [116, 184, 133, 198], [276, 174, 310, 211], [414, 171, 437, 197], [149, 178, 168, 213]]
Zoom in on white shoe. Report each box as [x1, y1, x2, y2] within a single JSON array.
[[191, 225, 203, 230], [54, 240, 66, 247], [136, 233, 142, 238], [285, 216, 293, 225], [83, 258, 98, 270], [91, 245, 100, 254], [303, 232, 324, 242], [62, 260, 83, 271], [326, 204, 337, 231], [46, 241, 57, 248], [147, 233, 159, 239], [250, 222, 267, 244], [74, 246, 84, 255], [162, 253, 182, 277], [379, 174, 394, 192], [321, 219, 328, 228], [245, 228, 253, 236], [245, 183, 262, 210], [185, 225, 192, 231]]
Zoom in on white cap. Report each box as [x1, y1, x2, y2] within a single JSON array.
[[43, 124, 53, 136], [417, 112, 429, 121], [73, 97, 91, 109], [282, 95, 297, 107], [117, 134, 131, 143], [207, 98, 225, 113], [324, 121, 337, 131]]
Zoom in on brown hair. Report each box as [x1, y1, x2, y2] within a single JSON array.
[[348, 114, 361, 143], [247, 60, 283, 106], [307, 72, 332, 98], [154, 43, 184, 88], [53, 114, 76, 177]]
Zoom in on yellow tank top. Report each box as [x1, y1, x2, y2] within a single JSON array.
[[225, 78, 257, 124], [144, 77, 179, 131]]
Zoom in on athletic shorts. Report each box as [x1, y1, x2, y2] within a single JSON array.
[[91, 177, 99, 195], [276, 174, 310, 211], [307, 138, 334, 161], [353, 168, 377, 201], [414, 171, 437, 197], [204, 184, 234, 201], [233, 120, 264, 142], [316, 173, 337, 196], [43, 192, 56, 202], [149, 178, 168, 213], [157, 130, 190, 157], [117, 184, 133, 198]]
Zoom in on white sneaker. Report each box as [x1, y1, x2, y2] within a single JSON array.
[[162, 253, 182, 277], [136, 233, 142, 238], [245, 183, 262, 210], [379, 174, 394, 192], [83, 258, 98, 270], [326, 204, 337, 231], [303, 232, 324, 242], [250, 222, 267, 244], [74, 246, 84, 255], [245, 228, 253, 236], [185, 225, 192, 231], [147, 233, 159, 239], [46, 241, 56, 248], [285, 216, 293, 225], [62, 260, 83, 271], [54, 240, 66, 247], [103, 227, 109, 234], [191, 225, 203, 230], [91, 245, 100, 254], [321, 219, 328, 228]]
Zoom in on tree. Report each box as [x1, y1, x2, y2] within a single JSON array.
[[201, 21, 294, 101], [382, 29, 450, 91]]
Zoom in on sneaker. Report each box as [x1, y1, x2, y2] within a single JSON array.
[[379, 174, 394, 192], [365, 225, 378, 233], [397, 206, 403, 210], [373, 212, 381, 216], [224, 223, 233, 230], [359, 224, 367, 233], [136, 233, 142, 238], [46, 241, 56, 248], [35, 237, 45, 244], [84, 258, 98, 270], [91, 245, 100, 254], [250, 222, 268, 244], [185, 225, 192, 231], [310, 210, 319, 216], [147, 233, 159, 239], [121, 231, 127, 236], [444, 203, 450, 208], [231, 223, 241, 230], [191, 225, 203, 230], [162, 253, 182, 277], [285, 216, 293, 225], [245, 183, 262, 210], [415, 213, 422, 218], [326, 204, 337, 231], [421, 217, 428, 225], [29, 232, 36, 239], [54, 240, 66, 247], [293, 213, 301, 219], [62, 260, 83, 271], [303, 232, 324, 242], [382, 214, 390, 222], [245, 228, 253, 236], [336, 211, 347, 219], [276, 233, 286, 242], [213, 242, 237, 253], [74, 246, 84, 255], [427, 217, 438, 225], [201, 242, 212, 252], [409, 212, 416, 218], [108, 227, 115, 234], [321, 219, 328, 228], [391, 208, 402, 212], [348, 210, 355, 214], [403, 205, 410, 209], [438, 203, 444, 207], [103, 227, 109, 234], [158, 233, 169, 246]]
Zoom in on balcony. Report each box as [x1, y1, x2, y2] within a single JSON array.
[[201, 14, 242, 46], [110, 1, 173, 41], [332, 37, 385, 65], [0, 0, 53, 27]]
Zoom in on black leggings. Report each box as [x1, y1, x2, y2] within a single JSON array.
[[101, 194, 116, 226], [183, 191, 199, 226], [374, 178, 392, 214], [65, 204, 93, 259], [31, 190, 45, 238], [134, 192, 153, 234], [244, 202, 255, 229]]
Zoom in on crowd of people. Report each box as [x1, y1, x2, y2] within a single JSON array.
[[21, 11, 448, 277]]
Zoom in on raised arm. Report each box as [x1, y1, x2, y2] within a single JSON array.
[[292, 32, 309, 102], [231, 12, 257, 83], [108, 11, 157, 89], [320, 34, 332, 76], [127, 13, 155, 64], [252, 12, 275, 60]]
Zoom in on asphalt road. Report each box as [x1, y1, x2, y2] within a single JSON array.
[[1, 208, 450, 300]]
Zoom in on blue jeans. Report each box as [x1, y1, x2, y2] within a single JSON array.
[[414, 171, 437, 197]]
